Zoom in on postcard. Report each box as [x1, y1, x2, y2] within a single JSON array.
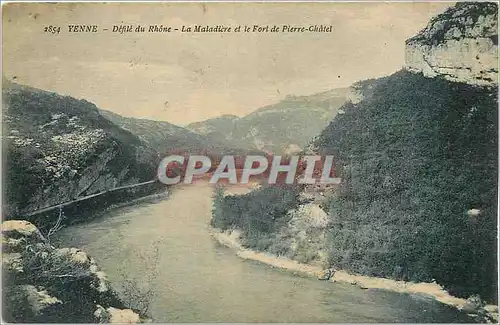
[[2, 2, 498, 323]]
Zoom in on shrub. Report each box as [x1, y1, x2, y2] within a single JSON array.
[[211, 184, 302, 250]]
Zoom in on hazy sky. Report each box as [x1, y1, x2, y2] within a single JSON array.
[[3, 2, 452, 125]]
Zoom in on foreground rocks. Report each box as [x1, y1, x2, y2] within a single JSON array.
[[94, 305, 143, 324], [459, 295, 499, 323], [2, 220, 146, 323]]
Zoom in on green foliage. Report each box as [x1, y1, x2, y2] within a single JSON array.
[[20, 244, 91, 285], [314, 70, 497, 301], [209, 71, 496, 302], [211, 185, 229, 230], [211, 185, 302, 249]]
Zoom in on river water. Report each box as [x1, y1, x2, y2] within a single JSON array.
[[57, 182, 474, 323]]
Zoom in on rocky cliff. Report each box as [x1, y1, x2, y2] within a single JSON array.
[[2, 220, 145, 323], [3, 80, 161, 218], [405, 2, 498, 86]]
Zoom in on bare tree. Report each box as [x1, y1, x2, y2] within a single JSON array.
[[119, 239, 161, 315], [45, 206, 65, 244]]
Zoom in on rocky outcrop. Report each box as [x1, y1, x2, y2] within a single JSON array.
[[405, 2, 498, 86], [3, 80, 161, 218], [94, 305, 142, 324], [2, 220, 145, 323], [264, 202, 330, 265]]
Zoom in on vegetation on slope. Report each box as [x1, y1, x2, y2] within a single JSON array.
[[315, 70, 497, 301], [211, 185, 303, 250], [3, 80, 161, 219], [212, 70, 497, 303]]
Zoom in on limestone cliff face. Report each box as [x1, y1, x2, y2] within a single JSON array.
[[405, 2, 498, 86]]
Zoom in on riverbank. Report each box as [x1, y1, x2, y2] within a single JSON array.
[[100, 187, 170, 214], [24, 183, 169, 235], [2, 220, 147, 323], [210, 228, 498, 323]]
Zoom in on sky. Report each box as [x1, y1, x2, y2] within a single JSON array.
[[3, 2, 453, 126]]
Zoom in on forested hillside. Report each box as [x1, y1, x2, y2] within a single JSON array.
[[3, 80, 160, 218], [314, 70, 497, 300], [212, 2, 498, 304], [212, 70, 497, 303]]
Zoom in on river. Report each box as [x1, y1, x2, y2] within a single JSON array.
[[56, 181, 474, 323]]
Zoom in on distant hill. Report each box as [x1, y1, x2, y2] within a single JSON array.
[[100, 110, 260, 157], [3, 80, 160, 217], [185, 114, 244, 148], [187, 114, 239, 136], [187, 88, 358, 154], [100, 110, 209, 154]]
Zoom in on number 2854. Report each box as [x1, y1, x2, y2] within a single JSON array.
[[44, 26, 61, 34]]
